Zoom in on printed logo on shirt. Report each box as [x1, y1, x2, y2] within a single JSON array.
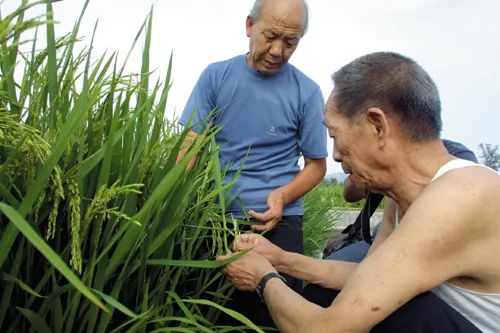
[[266, 126, 277, 136]]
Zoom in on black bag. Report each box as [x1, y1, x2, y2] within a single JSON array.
[[323, 192, 383, 258]]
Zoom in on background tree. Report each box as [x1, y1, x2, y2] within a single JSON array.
[[478, 143, 500, 171]]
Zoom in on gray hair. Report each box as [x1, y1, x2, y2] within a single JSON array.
[[332, 52, 442, 142], [249, 0, 309, 36]]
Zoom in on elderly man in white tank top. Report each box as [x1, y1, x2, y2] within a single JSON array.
[[220, 51, 500, 333]]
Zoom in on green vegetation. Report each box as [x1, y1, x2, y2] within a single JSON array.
[[320, 179, 385, 210], [303, 179, 388, 257], [320, 179, 363, 209], [0, 2, 260, 332], [303, 182, 340, 258], [0, 2, 355, 331]]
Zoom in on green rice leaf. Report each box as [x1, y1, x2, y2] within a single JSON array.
[[0, 202, 108, 313], [45, 0, 58, 129], [182, 299, 265, 333], [143, 250, 247, 268], [92, 289, 140, 318], [16, 306, 53, 333], [1, 272, 47, 298]]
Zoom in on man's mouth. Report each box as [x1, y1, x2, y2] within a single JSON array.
[[264, 60, 279, 68], [342, 166, 352, 174]]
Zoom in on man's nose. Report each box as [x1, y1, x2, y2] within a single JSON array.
[[269, 40, 284, 57], [332, 143, 342, 163]]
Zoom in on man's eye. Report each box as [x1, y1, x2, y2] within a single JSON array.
[[263, 32, 277, 40], [285, 38, 299, 46]]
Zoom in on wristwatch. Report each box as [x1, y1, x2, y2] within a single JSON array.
[[255, 272, 287, 303]]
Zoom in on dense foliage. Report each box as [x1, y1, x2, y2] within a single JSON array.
[[0, 2, 355, 331], [0, 2, 262, 332], [302, 182, 340, 258]]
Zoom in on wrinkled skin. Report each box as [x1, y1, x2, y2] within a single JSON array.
[[246, 0, 306, 75]]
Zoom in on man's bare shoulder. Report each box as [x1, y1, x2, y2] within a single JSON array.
[[425, 164, 500, 208], [396, 164, 499, 268]]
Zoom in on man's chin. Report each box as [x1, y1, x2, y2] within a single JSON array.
[[349, 173, 368, 187], [258, 67, 279, 75], [257, 62, 283, 75]]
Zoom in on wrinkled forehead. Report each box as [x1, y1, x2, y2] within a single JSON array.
[[324, 94, 341, 128], [259, 0, 306, 31], [324, 93, 358, 138]]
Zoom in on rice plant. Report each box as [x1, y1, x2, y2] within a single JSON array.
[[303, 182, 340, 258], [0, 1, 262, 332]]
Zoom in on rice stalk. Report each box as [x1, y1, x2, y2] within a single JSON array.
[[0, 1, 260, 331]]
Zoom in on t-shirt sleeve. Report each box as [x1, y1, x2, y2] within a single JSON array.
[[179, 66, 216, 134], [442, 139, 478, 163], [298, 88, 328, 159]]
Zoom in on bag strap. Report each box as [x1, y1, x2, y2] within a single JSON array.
[[341, 192, 383, 244], [360, 192, 384, 244]]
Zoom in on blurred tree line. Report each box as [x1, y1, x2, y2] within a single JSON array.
[[479, 143, 500, 171]]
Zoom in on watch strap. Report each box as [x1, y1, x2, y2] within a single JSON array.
[[255, 272, 286, 303]]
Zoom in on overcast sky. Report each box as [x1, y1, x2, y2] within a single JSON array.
[[3, 0, 500, 173]]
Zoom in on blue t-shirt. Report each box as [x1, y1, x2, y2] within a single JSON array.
[[179, 54, 327, 217], [442, 139, 478, 163]]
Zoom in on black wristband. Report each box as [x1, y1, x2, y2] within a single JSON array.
[[255, 272, 286, 303]]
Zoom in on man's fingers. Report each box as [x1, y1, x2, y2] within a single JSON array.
[[233, 233, 259, 250], [217, 256, 229, 275], [248, 209, 271, 221], [217, 254, 230, 261], [248, 210, 262, 220], [251, 219, 279, 232], [251, 223, 271, 231], [239, 233, 254, 242], [234, 240, 253, 251]]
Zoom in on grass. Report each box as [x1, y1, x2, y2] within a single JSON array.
[[303, 182, 340, 258]]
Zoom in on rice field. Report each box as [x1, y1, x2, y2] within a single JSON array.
[[0, 1, 269, 331], [0, 2, 340, 331]]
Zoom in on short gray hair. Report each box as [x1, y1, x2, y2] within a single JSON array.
[[332, 52, 442, 142], [249, 0, 309, 36]]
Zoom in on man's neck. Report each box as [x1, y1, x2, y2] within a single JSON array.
[[385, 139, 453, 212]]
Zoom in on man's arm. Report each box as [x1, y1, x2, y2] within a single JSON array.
[[234, 233, 357, 289], [235, 198, 397, 289], [176, 130, 200, 169], [250, 157, 327, 231], [226, 169, 491, 332]]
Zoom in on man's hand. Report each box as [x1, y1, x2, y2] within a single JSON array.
[[233, 233, 283, 266], [343, 174, 367, 202], [248, 190, 286, 231], [219, 250, 276, 291], [248, 158, 326, 231], [176, 130, 200, 170]]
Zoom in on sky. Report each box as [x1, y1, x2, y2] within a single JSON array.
[[3, 0, 500, 174]]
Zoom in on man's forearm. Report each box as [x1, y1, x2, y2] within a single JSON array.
[[275, 251, 357, 289], [176, 130, 201, 169], [274, 158, 326, 205], [263, 278, 359, 333]]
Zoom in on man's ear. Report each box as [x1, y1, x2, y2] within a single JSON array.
[[246, 16, 254, 37], [366, 107, 389, 146]]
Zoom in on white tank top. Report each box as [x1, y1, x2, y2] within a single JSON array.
[[428, 159, 500, 332]]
